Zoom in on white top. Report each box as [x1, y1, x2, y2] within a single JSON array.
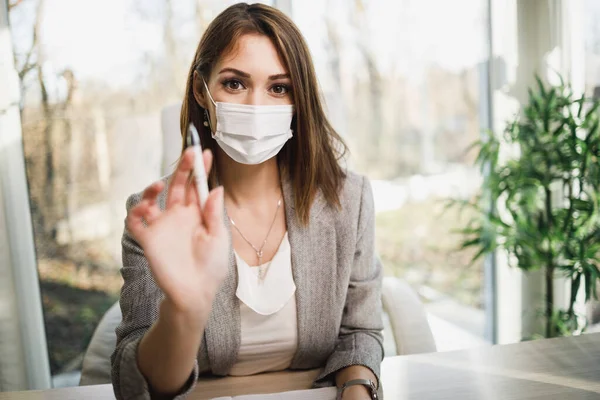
[[229, 233, 298, 376]]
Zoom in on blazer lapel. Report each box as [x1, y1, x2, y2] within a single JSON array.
[[203, 210, 241, 375], [284, 179, 337, 369]]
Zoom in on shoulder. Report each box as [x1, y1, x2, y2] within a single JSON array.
[[124, 175, 171, 212], [337, 170, 373, 214], [320, 170, 374, 233], [339, 170, 370, 196]]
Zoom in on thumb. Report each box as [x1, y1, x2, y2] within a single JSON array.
[[203, 186, 225, 235]]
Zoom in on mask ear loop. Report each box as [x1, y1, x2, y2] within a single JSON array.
[[202, 79, 217, 134], [202, 79, 218, 107], [199, 78, 220, 186]]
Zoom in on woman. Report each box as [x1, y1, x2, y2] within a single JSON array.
[[111, 3, 383, 400]]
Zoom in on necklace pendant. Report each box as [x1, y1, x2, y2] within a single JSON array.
[[257, 250, 263, 258]]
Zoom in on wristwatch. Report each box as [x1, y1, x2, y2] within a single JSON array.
[[336, 379, 378, 399]]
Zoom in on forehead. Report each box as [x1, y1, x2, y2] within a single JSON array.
[[216, 33, 288, 75]]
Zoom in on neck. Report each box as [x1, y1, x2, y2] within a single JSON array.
[[216, 149, 282, 207]]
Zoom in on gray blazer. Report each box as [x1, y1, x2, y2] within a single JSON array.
[[111, 171, 384, 400]]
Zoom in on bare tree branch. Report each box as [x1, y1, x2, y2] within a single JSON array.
[[13, 0, 40, 85], [18, 63, 36, 80], [20, 35, 37, 78], [8, 0, 25, 10]]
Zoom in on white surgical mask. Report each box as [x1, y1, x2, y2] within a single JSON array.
[[203, 80, 294, 165]]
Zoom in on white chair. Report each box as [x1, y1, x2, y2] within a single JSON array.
[[79, 301, 121, 386], [160, 102, 183, 177], [79, 276, 436, 386]]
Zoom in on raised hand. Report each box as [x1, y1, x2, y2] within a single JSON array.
[[126, 148, 229, 313]]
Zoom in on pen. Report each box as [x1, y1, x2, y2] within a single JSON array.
[[187, 123, 209, 209]]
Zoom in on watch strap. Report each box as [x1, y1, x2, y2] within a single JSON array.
[[336, 378, 378, 400]]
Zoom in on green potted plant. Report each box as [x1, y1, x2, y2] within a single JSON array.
[[456, 75, 600, 338]]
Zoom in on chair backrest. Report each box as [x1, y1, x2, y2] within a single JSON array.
[[79, 302, 121, 386], [160, 102, 182, 176], [381, 277, 437, 355]]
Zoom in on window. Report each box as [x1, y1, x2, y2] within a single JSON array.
[[9, 0, 261, 386], [8, 0, 490, 387], [291, 0, 491, 349], [585, 0, 600, 97]]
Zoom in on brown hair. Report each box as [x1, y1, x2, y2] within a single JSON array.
[[180, 2, 347, 225]]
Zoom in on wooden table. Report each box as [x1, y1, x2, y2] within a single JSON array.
[[2, 333, 599, 399]]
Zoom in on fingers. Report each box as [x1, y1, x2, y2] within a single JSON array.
[[126, 202, 149, 245], [126, 181, 165, 243], [167, 148, 195, 209], [142, 181, 164, 224], [143, 200, 162, 225], [186, 181, 200, 211], [142, 181, 164, 204], [204, 149, 214, 176], [202, 186, 225, 236]]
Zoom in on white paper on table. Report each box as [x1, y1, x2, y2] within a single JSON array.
[[211, 386, 336, 400]]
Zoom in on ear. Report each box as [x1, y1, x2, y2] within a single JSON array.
[[193, 70, 208, 109]]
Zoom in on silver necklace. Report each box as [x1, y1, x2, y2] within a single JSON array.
[[229, 197, 282, 281]]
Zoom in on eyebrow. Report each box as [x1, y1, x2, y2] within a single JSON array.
[[218, 68, 290, 80]]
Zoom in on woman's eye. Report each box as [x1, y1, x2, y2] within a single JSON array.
[[271, 84, 290, 95], [223, 80, 244, 91]]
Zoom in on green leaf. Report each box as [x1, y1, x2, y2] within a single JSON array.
[[469, 246, 489, 266], [551, 120, 566, 137], [459, 237, 482, 249], [535, 74, 547, 98], [584, 102, 600, 122], [574, 95, 585, 119]]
